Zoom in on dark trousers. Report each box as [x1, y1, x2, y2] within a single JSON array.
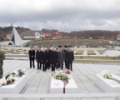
[[37, 61, 42, 69], [51, 63, 55, 71], [30, 59, 35, 68], [46, 60, 51, 69], [55, 61, 59, 69], [66, 60, 69, 69], [67, 61, 73, 71], [58, 63, 63, 70], [65, 60, 67, 68], [43, 63, 46, 71]]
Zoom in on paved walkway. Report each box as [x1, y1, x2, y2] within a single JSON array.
[[0, 60, 120, 100]]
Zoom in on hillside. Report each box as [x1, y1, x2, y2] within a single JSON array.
[[65, 30, 120, 39], [0, 26, 120, 41], [0, 26, 30, 40]]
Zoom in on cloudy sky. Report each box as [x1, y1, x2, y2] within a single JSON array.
[[0, 0, 120, 32]]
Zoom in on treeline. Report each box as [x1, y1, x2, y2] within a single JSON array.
[[41, 28, 120, 39], [64, 30, 120, 39], [0, 26, 30, 36], [0, 26, 120, 40], [0, 26, 30, 41]]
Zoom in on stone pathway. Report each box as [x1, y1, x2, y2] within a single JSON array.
[[0, 60, 120, 100]]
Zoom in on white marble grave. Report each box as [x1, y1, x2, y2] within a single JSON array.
[[95, 74, 120, 93], [50, 75, 79, 94], [0, 75, 26, 94]]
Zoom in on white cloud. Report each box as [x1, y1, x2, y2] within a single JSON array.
[[0, 0, 120, 31]]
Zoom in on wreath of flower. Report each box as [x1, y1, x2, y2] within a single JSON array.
[[5, 72, 16, 80], [51, 71, 70, 80], [17, 69, 25, 77], [0, 69, 25, 87], [1, 78, 15, 86], [103, 73, 112, 79]]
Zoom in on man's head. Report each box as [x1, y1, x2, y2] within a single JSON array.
[[60, 47, 63, 51], [68, 48, 71, 52], [47, 46, 50, 50], [30, 46, 33, 50], [38, 46, 41, 50], [52, 48, 56, 51], [43, 49, 45, 52]]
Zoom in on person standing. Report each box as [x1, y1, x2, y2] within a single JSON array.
[[55, 48, 59, 69], [57, 47, 65, 70], [0, 46, 5, 79], [42, 49, 46, 72], [66, 48, 74, 71], [51, 48, 58, 71], [36, 46, 43, 70], [63, 47, 68, 69], [29, 46, 35, 68], [45, 46, 52, 69]]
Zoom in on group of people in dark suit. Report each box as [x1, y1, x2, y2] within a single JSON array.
[[28, 46, 74, 72]]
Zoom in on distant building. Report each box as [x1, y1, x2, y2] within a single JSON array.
[[6, 34, 11, 40], [88, 37, 93, 40], [98, 36, 105, 40], [64, 35, 70, 39], [52, 32, 62, 39], [24, 31, 45, 39], [112, 38, 116, 41], [117, 34, 120, 41], [41, 32, 52, 39], [21, 30, 63, 40]]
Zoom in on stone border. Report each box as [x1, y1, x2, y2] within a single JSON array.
[[0, 93, 120, 98]]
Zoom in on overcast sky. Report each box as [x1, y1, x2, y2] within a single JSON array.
[[0, 0, 120, 32]]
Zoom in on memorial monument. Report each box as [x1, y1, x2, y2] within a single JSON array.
[[8, 26, 23, 46]]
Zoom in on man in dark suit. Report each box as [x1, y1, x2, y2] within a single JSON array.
[[57, 47, 65, 70], [66, 48, 74, 71], [55, 48, 59, 69], [29, 46, 35, 68], [63, 47, 68, 69], [51, 48, 58, 71], [45, 46, 52, 69], [36, 46, 43, 70], [42, 49, 47, 72]]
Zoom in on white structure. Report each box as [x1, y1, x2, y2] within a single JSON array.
[[34, 32, 45, 39], [24, 32, 45, 39], [0, 75, 26, 94], [50, 75, 79, 94], [8, 26, 23, 46], [95, 74, 120, 93]]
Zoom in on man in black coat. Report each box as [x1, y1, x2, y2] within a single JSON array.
[[55, 48, 59, 69], [42, 49, 47, 72], [45, 46, 52, 69], [51, 49, 58, 71], [29, 47, 35, 68], [63, 47, 68, 69], [57, 47, 65, 70], [66, 48, 74, 71], [36, 47, 43, 70]]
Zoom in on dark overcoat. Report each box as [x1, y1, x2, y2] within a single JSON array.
[[66, 51, 74, 62], [57, 51, 65, 64], [51, 51, 58, 64], [42, 52, 46, 64], [29, 50, 35, 60], [36, 50, 43, 62], [45, 50, 52, 61]]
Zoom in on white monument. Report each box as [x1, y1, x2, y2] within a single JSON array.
[[8, 26, 23, 46]]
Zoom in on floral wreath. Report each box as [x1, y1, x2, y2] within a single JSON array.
[[0, 69, 25, 87]]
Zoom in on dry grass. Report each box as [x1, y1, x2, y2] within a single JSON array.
[[97, 50, 105, 54], [87, 50, 96, 55], [75, 50, 84, 55]]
